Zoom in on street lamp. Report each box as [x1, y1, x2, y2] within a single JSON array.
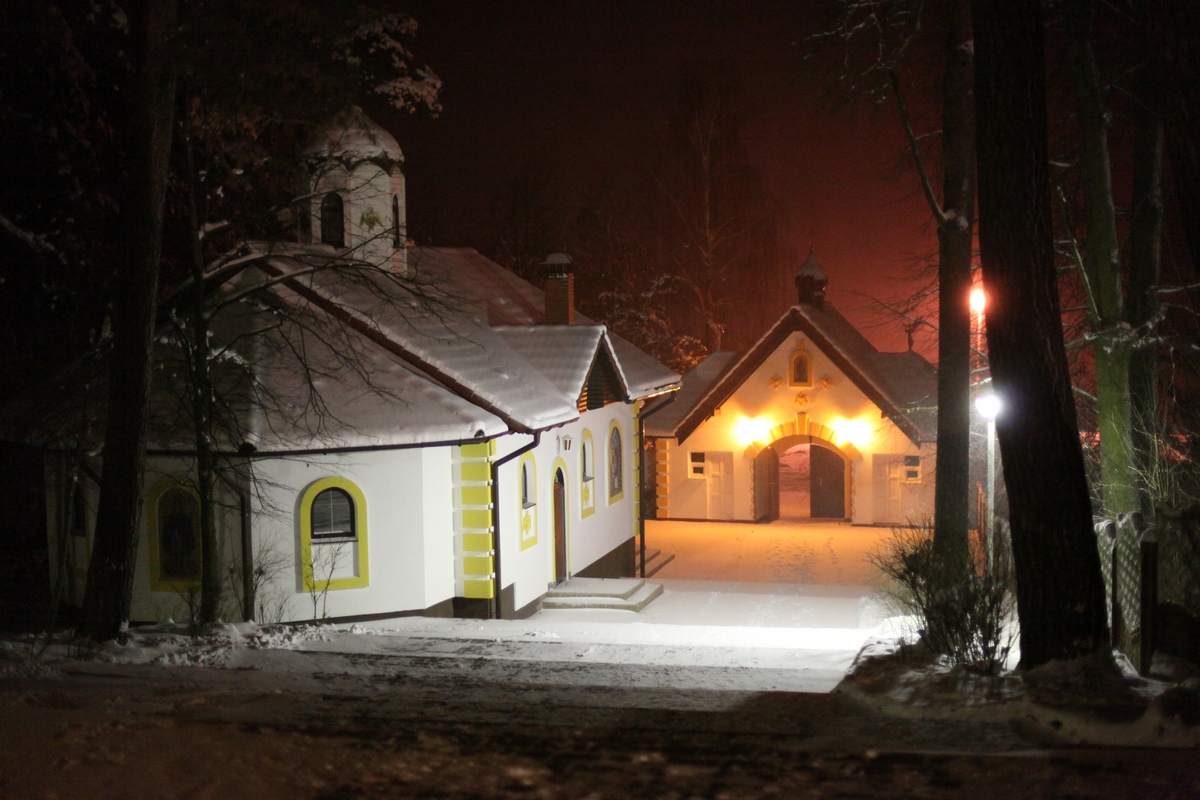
[[975, 393, 1001, 574]]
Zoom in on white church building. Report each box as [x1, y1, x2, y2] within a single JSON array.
[[31, 112, 679, 624]]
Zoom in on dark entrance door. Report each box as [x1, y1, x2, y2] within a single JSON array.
[[810, 445, 845, 518], [553, 469, 567, 584], [755, 448, 781, 521]]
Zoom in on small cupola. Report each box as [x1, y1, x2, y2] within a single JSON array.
[[795, 247, 828, 309], [305, 108, 408, 274], [542, 252, 575, 325]]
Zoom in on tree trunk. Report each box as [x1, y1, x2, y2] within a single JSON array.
[[1147, 2, 1200, 281], [80, 0, 177, 641], [182, 125, 222, 626], [1127, 65, 1163, 519], [932, 0, 976, 571], [971, 0, 1110, 669], [1068, 0, 1137, 525]]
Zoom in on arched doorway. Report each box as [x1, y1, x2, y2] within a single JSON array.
[[553, 468, 567, 584], [752, 432, 852, 521]]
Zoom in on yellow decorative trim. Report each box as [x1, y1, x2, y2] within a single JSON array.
[[461, 441, 496, 458], [580, 429, 595, 518], [606, 419, 625, 505], [461, 485, 491, 506], [462, 509, 493, 529], [147, 479, 202, 593], [463, 555, 495, 575], [741, 418, 862, 464], [299, 476, 369, 591], [519, 452, 538, 551], [459, 461, 491, 482], [464, 578, 495, 599], [456, 442, 497, 597], [462, 532, 493, 552]]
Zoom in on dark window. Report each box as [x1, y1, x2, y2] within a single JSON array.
[[904, 455, 920, 467], [158, 487, 200, 580], [392, 195, 401, 247], [320, 193, 345, 248], [582, 438, 593, 481], [312, 488, 355, 540], [791, 353, 810, 385], [521, 461, 535, 508]]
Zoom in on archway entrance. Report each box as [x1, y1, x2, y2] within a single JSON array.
[[750, 430, 854, 522], [777, 443, 845, 519]]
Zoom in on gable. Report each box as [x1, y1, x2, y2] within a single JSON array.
[[672, 305, 935, 446], [578, 348, 624, 411]]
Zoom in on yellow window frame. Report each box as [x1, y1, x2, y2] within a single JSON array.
[[580, 429, 595, 518], [607, 420, 625, 505], [146, 478, 202, 593], [300, 476, 370, 591], [518, 453, 538, 551]]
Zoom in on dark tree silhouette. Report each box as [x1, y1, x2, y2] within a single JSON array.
[[971, 0, 1109, 669], [81, 0, 178, 641]]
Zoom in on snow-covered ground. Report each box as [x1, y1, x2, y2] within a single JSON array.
[[0, 578, 898, 695]]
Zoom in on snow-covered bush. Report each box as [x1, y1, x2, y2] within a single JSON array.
[[870, 519, 1015, 673]]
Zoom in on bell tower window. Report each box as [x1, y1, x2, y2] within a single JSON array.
[[321, 192, 345, 248]]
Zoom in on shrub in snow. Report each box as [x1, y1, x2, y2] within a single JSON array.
[[869, 519, 1015, 673]]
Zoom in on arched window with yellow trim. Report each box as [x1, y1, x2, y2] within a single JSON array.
[[300, 476, 369, 591], [607, 422, 624, 503], [518, 454, 538, 550], [147, 480, 201, 591], [580, 430, 595, 517]]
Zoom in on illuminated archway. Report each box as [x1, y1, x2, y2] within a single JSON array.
[[744, 417, 861, 521]]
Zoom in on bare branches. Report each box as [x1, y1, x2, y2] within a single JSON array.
[[889, 70, 948, 226]]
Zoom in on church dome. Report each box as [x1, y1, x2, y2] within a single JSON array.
[[796, 247, 827, 282], [795, 247, 828, 308], [307, 108, 404, 167]]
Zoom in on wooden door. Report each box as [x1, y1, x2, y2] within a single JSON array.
[[553, 469, 567, 584], [810, 445, 845, 518]]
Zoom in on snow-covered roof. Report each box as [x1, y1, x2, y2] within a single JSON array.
[[494, 326, 614, 400], [306, 108, 404, 166], [645, 351, 739, 437], [408, 246, 680, 399], [2, 240, 680, 453], [667, 302, 937, 445], [796, 248, 828, 281], [222, 307, 506, 451], [258, 255, 580, 432]]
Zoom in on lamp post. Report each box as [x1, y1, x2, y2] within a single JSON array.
[[975, 393, 1001, 574]]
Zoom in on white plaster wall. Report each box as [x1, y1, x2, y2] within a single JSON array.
[[669, 334, 930, 525], [246, 448, 455, 623], [494, 402, 638, 614], [312, 162, 403, 270], [127, 457, 245, 624]]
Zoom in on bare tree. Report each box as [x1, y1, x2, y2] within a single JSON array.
[[810, 0, 977, 571], [78, 2, 441, 637]]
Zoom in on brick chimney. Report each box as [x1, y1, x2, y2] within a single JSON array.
[[542, 252, 575, 325]]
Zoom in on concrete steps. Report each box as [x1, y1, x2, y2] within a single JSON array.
[[543, 577, 664, 612], [641, 548, 675, 578]]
